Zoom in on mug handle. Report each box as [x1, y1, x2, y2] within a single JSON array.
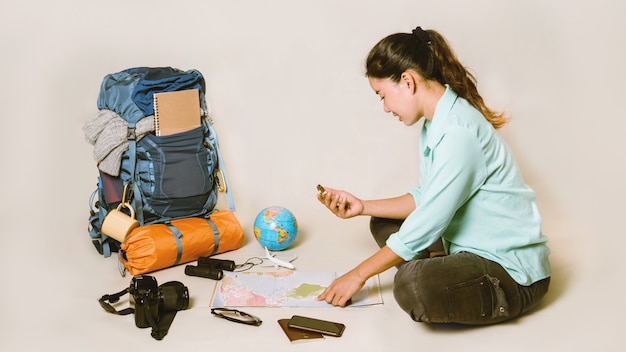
[[117, 202, 135, 219]]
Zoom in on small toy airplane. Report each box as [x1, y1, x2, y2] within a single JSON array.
[[264, 246, 296, 270]]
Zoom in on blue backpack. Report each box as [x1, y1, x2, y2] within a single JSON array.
[[85, 67, 234, 257]]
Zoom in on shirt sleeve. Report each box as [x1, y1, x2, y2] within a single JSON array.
[[386, 125, 488, 260]]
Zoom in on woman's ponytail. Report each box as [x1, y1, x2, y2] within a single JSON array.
[[428, 30, 507, 128]]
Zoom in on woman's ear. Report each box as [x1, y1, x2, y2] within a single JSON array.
[[400, 71, 418, 94]]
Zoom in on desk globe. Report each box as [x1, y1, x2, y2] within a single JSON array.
[[253, 206, 298, 251]]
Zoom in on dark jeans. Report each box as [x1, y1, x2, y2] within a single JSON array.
[[370, 217, 550, 325]]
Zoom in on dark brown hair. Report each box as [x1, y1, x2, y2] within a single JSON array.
[[366, 28, 507, 128]]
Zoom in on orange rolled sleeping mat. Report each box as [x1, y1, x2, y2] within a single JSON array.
[[120, 210, 244, 276]]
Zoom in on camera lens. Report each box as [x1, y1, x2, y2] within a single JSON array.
[[158, 281, 189, 312]]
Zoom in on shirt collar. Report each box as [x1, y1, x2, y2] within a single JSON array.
[[423, 84, 458, 150]]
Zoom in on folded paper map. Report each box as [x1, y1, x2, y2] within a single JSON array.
[[210, 271, 383, 308]]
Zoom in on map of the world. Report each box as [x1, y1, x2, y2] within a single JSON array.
[[210, 271, 383, 308]]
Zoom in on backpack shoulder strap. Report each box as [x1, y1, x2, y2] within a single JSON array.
[[125, 121, 145, 224]]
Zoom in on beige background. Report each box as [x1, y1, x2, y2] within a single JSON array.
[[1, 0, 625, 350]]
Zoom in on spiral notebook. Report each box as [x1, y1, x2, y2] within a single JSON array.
[[153, 89, 201, 136]]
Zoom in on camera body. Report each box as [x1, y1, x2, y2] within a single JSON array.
[[129, 275, 189, 328]]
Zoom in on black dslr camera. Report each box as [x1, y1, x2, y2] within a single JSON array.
[[99, 275, 189, 340], [129, 275, 189, 329]]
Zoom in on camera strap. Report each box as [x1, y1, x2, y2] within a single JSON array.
[[146, 308, 177, 340], [98, 287, 134, 316]]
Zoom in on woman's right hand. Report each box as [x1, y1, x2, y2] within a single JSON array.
[[316, 185, 363, 219]]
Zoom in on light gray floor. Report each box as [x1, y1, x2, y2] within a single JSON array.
[[1, 208, 621, 351]]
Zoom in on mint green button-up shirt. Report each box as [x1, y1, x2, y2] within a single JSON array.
[[386, 86, 551, 285]]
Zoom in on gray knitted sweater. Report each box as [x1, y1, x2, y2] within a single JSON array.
[[83, 110, 154, 176]]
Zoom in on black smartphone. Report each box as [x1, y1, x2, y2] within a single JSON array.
[[287, 315, 345, 337]]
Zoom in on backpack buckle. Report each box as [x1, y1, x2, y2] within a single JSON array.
[[127, 127, 136, 140]]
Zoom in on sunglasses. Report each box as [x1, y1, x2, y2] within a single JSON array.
[[210, 308, 262, 326]]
